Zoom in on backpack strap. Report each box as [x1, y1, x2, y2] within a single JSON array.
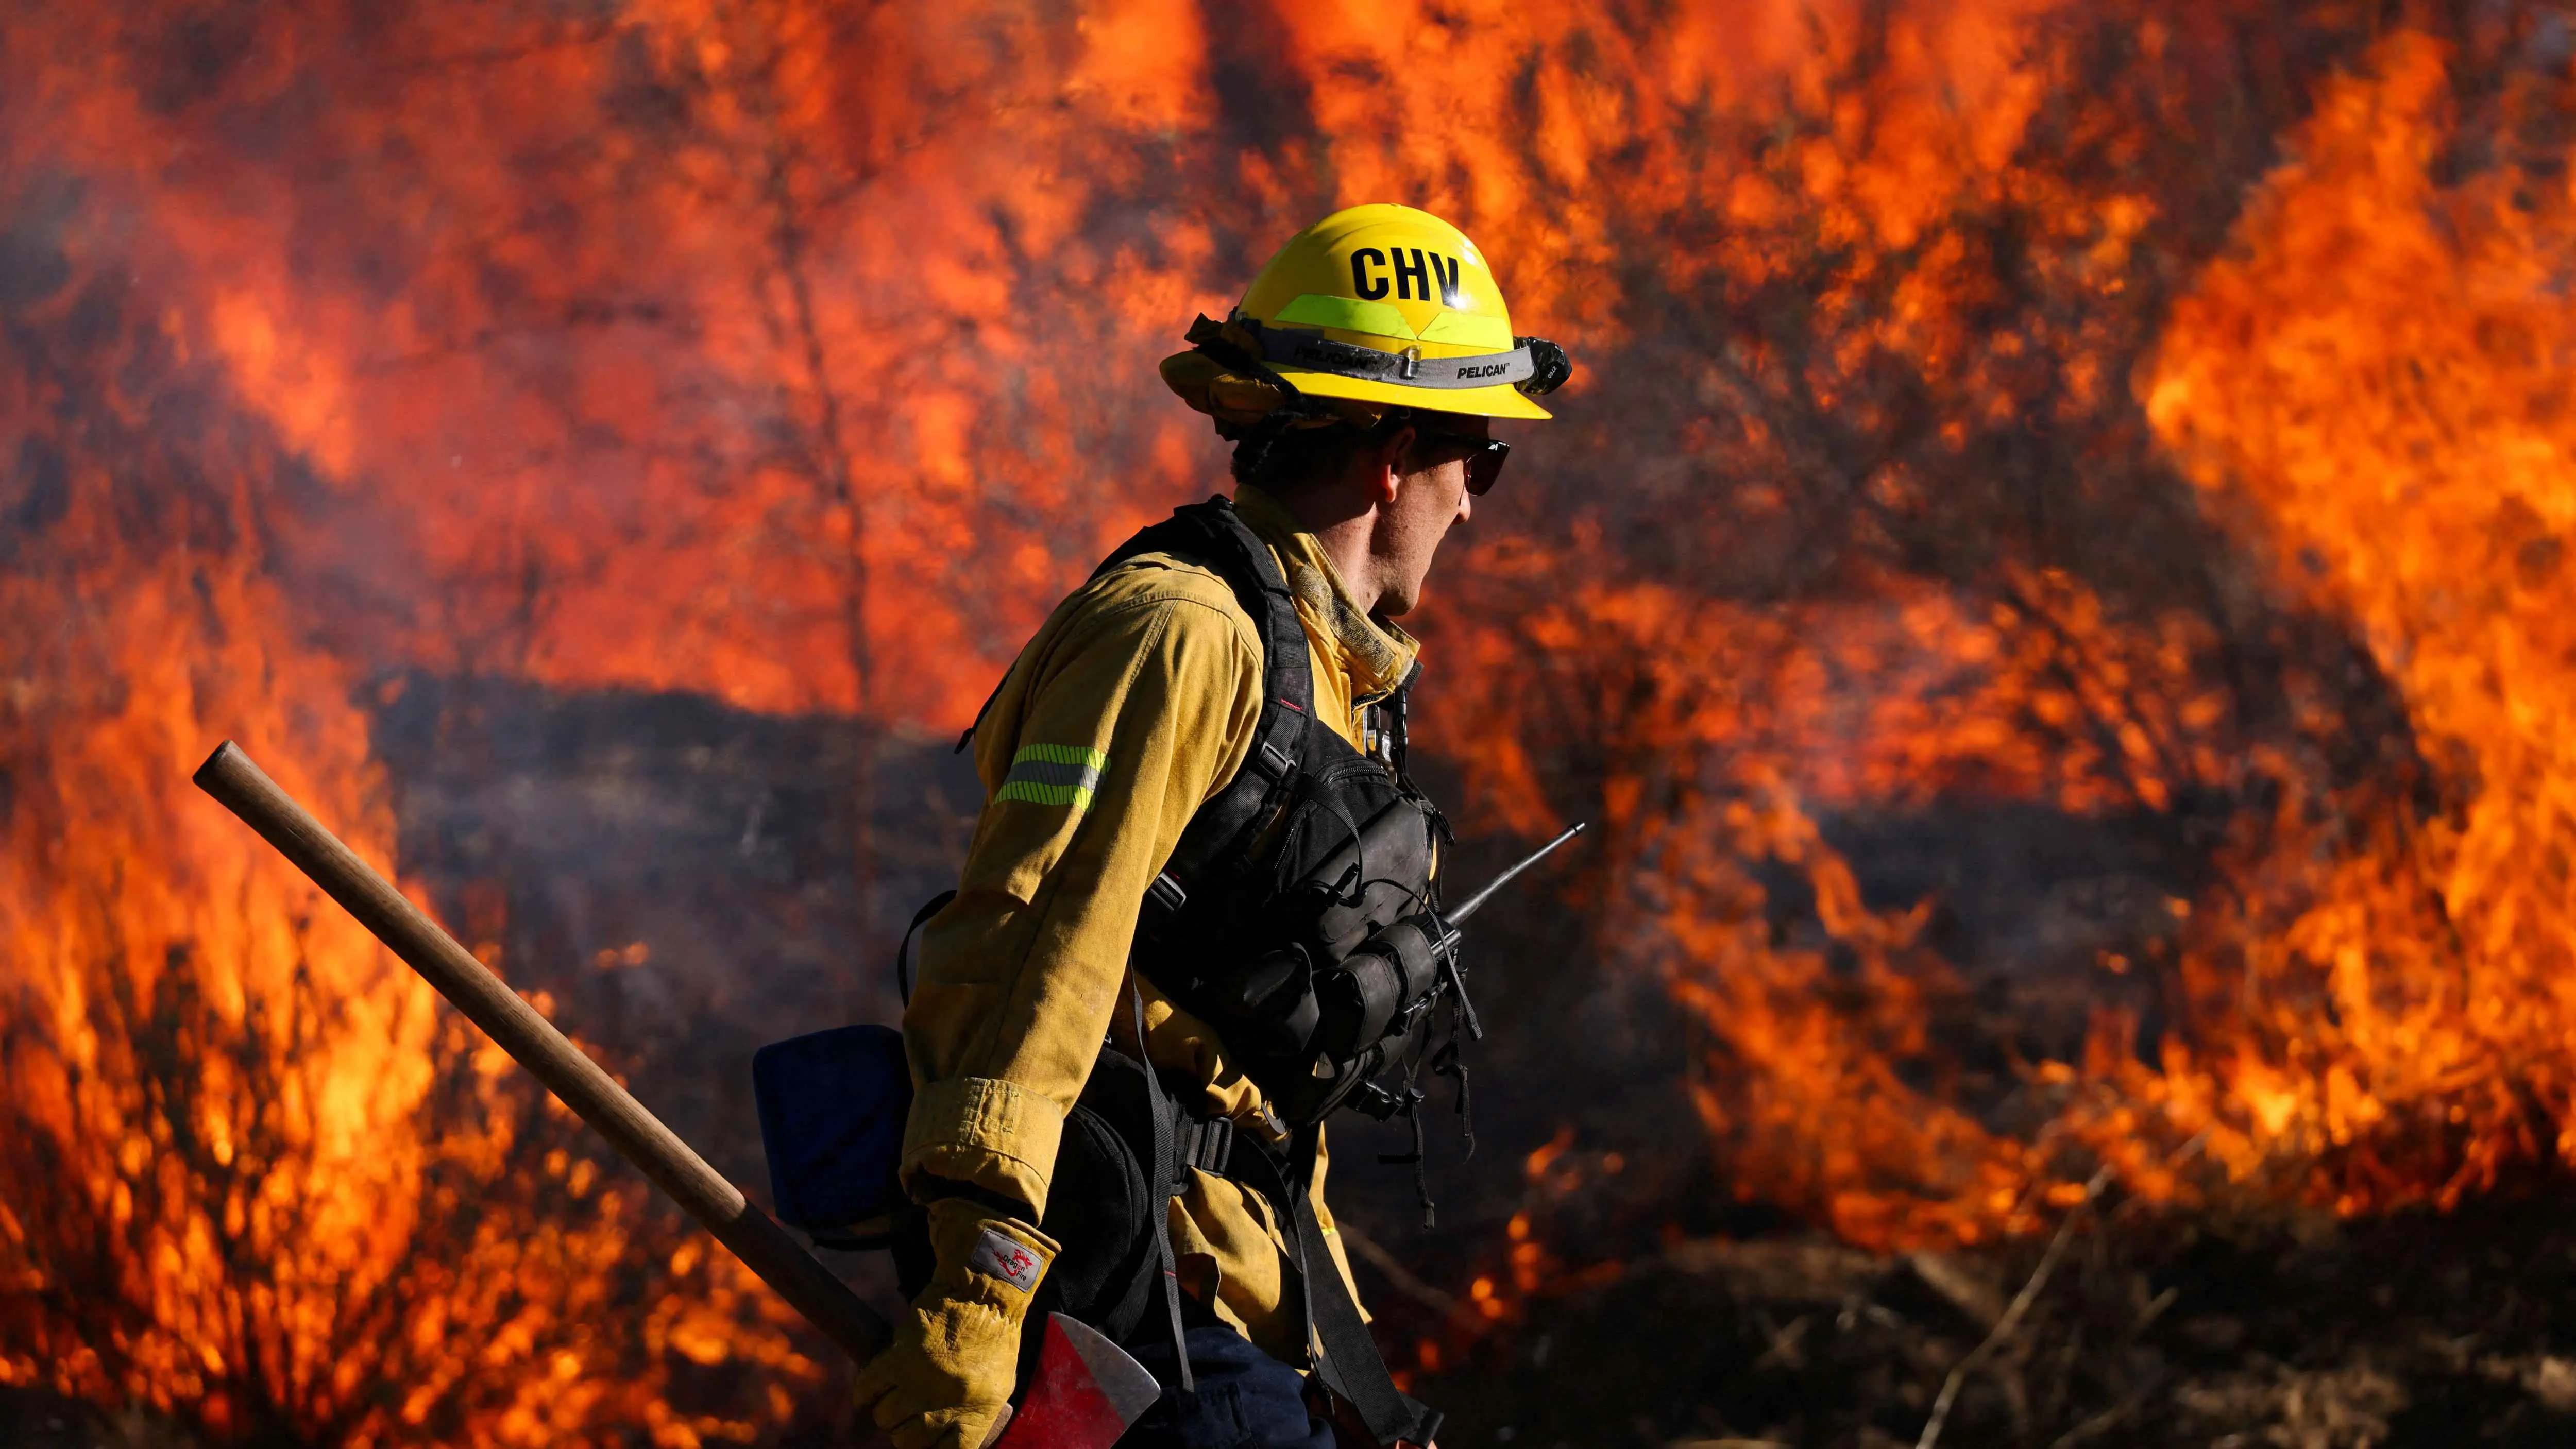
[[1107, 495, 1313, 776], [1224, 1128, 1442, 1448], [958, 496, 1313, 798], [1106, 498, 1318, 918], [1127, 981, 1195, 1394]]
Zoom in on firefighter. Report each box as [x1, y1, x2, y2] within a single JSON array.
[[855, 203, 1571, 1449]]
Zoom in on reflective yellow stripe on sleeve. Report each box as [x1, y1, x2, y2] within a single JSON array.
[[995, 744, 1109, 809]]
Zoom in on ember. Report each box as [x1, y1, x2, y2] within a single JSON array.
[[9, 0, 2576, 1444]]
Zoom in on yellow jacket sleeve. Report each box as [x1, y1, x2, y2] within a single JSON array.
[[900, 558, 1264, 1212]]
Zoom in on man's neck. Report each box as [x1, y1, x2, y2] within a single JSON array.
[[1270, 487, 1381, 616]]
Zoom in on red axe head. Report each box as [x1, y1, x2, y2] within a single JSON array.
[[985, 1313, 1163, 1449]]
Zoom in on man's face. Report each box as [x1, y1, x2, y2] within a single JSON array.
[[1369, 414, 1488, 617]]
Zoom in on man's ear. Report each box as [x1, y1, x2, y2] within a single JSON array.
[[1368, 425, 1415, 505]]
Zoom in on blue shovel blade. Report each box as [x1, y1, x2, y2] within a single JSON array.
[[752, 1023, 912, 1248]]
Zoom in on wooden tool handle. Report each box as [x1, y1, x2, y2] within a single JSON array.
[[192, 740, 893, 1363]]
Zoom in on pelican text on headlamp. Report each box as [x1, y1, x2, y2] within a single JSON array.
[[1246, 320, 1536, 390], [1348, 247, 1465, 306]]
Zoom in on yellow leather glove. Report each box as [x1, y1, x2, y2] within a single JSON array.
[[854, 1198, 1058, 1449]]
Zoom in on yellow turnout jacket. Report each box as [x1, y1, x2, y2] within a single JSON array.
[[900, 485, 1419, 1360]]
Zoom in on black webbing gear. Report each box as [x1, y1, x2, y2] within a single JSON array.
[[1370, 669, 1414, 774], [953, 490, 1300, 758], [1379, 660, 1457, 879], [1102, 498, 1315, 903], [893, 890, 956, 1006], [1226, 1127, 1440, 1449], [1128, 981, 1194, 1394], [1373, 1046, 1438, 1227], [1432, 1036, 1476, 1159], [1082, 497, 1443, 1439], [1175, 1115, 1235, 1177]]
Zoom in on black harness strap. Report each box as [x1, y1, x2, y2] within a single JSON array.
[[1291, 1124, 1437, 1448], [893, 890, 956, 1006], [1106, 499, 1315, 895], [959, 495, 1312, 772], [1224, 1126, 1439, 1448], [1128, 981, 1195, 1394]]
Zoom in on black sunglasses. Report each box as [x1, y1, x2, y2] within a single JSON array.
[[1412, 428, 1511, 495]]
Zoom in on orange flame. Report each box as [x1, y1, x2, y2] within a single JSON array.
[[0, 162, 809, 1444], [1438, 16, 2576, 1249], [2142, 30, 2576, 1212]]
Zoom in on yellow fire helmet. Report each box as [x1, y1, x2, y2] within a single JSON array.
[[1161, 203, 1572, 437]]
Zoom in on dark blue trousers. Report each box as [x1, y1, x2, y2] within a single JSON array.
[[1114, 1325, 1335, 1449]]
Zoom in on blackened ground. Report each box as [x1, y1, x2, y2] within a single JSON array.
[[0, 1388, 196, 1448], [1408, 1184, 2576, 1448]]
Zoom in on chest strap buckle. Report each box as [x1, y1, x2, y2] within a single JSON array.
[[1173, 1114, 1236, 1186]]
